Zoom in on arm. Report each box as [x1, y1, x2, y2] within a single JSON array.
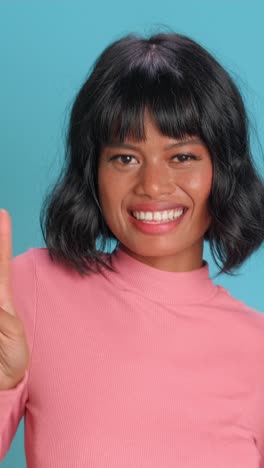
[[0, 371, 28, 460], [0, 248, 36, 461]]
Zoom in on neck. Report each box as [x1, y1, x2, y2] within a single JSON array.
[[119, 242, 204, 273]]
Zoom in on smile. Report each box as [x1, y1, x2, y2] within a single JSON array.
[[128, 208, 187, 235], [131, 208, 184, 223]]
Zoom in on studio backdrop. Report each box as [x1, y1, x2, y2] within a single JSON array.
[[0, 1, 263, 466]]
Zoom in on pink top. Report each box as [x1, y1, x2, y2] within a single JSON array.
[[1, 246, 264, 467]]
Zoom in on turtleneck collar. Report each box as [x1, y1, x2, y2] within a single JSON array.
[[103, 246, 219, 306]]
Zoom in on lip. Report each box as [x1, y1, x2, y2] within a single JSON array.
[[128, 202, 188, 212]]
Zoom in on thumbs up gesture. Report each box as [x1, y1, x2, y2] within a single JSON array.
[[0, 210, 30, 390]]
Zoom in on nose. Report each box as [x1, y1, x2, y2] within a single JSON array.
[[134, 162, 176, 198]]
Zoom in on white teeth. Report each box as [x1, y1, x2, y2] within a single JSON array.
[[153, 212, 162, 221], [132, 209, 184, 222]]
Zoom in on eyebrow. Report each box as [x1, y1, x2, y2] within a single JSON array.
[[105, 138, 204, 151]]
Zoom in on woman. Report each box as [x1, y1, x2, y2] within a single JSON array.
[[1, 31, 264, 467]]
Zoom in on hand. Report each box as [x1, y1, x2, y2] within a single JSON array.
[[0, 210, 30, 390]]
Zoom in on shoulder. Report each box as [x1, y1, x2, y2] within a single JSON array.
[[214, 283, 264, 322], [10, 247, 105, 341], [11, 247, 87, 281], [11, 247, 108, 300], [213, 284, 264, 345], [11, 247, 52, 274]]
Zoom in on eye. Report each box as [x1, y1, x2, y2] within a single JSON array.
[[109, 154, 138, 165], [172, 153, 199, 162], [108, 153, 200, 166]]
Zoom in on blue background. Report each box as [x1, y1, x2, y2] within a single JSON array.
[[0, 1, 264, 465]]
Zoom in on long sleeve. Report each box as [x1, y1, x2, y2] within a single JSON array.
[[0, 371, 29, 460], [0, 249, 36, 461], [1, 245, 263, 467]]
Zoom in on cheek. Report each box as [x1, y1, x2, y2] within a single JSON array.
[[185, 167, 213, 201], [98, 173, 110, 211], [98, 172, 126, 212]]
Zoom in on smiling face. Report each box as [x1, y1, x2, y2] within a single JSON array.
[[98, 111, 213, 272]]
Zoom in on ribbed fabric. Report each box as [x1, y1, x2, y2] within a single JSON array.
[[0, 246, 264, 467]]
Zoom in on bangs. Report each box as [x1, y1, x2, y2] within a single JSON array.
[[92, 67, 204, 148]]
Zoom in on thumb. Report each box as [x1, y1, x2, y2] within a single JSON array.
[[0, 209, 16, 316]]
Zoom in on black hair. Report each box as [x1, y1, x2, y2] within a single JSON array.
[[40, 31, 264, 277]]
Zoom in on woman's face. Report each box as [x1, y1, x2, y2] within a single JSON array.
[[98, 111, 213, 272]]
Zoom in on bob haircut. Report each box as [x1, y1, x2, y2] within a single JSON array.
[[40, 32, 264, 277]]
